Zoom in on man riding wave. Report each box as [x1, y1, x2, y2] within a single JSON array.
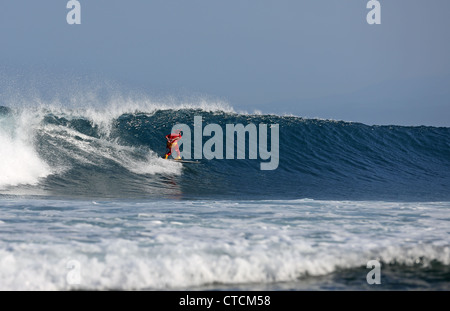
[[164, 129, 182, 160]]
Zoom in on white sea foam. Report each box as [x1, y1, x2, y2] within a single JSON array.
[[0, 233, 447, 291], [40, 122, 182, 176], [0, 111, 51, 189], [0, 199, 448, 290]]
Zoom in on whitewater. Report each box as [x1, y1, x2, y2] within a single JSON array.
[[0, 103, 449, 290]]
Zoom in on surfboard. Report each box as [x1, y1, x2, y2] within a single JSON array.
[[166, 159, 200, 164]]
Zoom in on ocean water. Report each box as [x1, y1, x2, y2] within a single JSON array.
[[0, 104, 449, 290]]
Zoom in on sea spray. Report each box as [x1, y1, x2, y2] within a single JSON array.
[[0, 109, 51, 188]]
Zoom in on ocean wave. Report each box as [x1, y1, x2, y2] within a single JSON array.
[[0, 232, 448, 291], [0, 104, 449, 200]]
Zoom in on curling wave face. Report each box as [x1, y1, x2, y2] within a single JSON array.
[[0, 104, 449, 200]]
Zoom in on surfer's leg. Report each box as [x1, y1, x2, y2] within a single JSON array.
[[165, 147, 172, 159], [174, 144, 181, 160]]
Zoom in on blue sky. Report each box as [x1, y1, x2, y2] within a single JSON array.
[[1, 1, 449, 126]]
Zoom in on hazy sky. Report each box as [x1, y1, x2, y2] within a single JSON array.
[[1, 1, 449, 126]]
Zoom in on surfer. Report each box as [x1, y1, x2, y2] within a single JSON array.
[[164, 129, 182, 160]]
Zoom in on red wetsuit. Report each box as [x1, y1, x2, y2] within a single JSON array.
[[165, 133, 182, 159]]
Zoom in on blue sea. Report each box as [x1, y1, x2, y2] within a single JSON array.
[[0, 103, 449, 290]]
